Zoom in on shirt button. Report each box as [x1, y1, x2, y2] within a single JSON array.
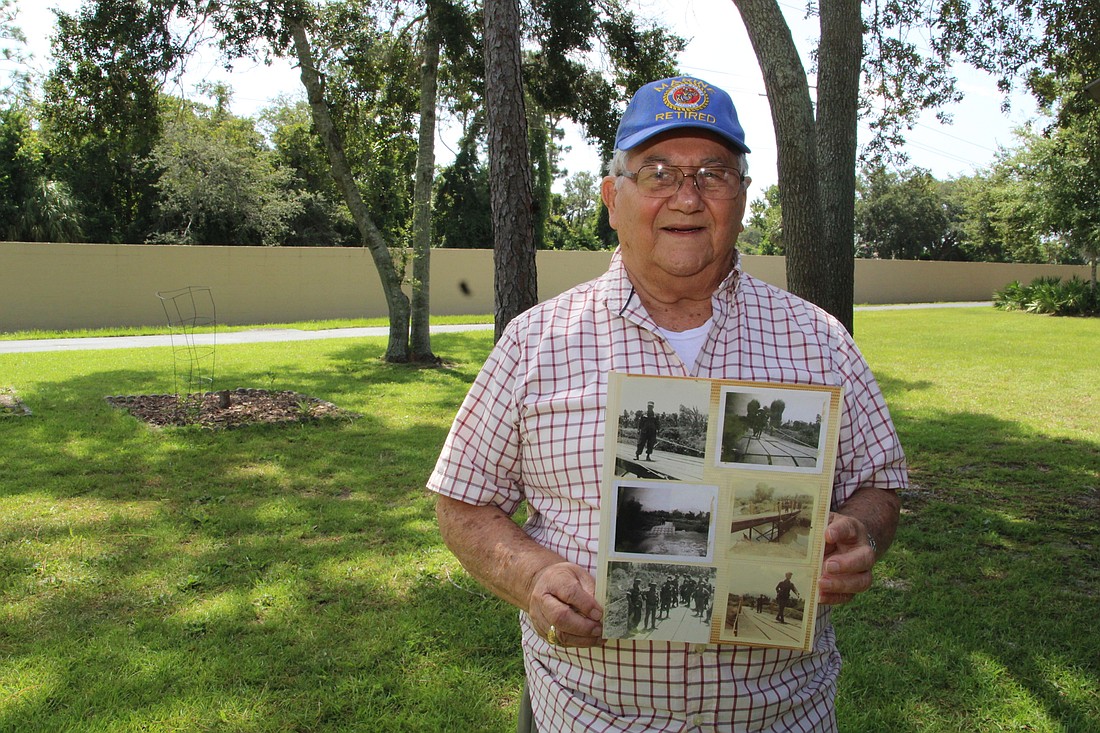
[[692, 643, 708, 654]]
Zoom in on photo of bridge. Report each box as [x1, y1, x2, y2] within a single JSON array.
[[614, 442, 705, 482], [728, 481, 816, 559], [719, 565, 812, 646], [721, 593, 807, 647], [717, 387, 830, 471], [727, 431, 820, 468]]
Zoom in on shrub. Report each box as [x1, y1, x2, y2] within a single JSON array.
[[993, 276, 1098, 316]]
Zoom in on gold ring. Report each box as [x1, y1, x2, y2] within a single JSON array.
[[546, 625, 559, 646]]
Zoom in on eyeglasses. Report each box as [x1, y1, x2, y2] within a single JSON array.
[[622, 164, 746, 200]]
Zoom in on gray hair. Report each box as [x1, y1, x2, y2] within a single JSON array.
[[607, 148, 749, 188]]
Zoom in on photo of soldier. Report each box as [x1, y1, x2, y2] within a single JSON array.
[[719, 566, 811, 646], [644, 582, 660, 630], [611, 376, 710, 483], [626, 577, 643, 631], [635, 401, 659, 460], [604, 562, 717, 644], [681, 575, 695, 606], [660, 577, 675, 619], [775, 571, 800, 624]]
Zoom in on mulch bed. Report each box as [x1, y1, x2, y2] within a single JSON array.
[[0, 388, 32, 417], [105, 388, 355, 429]]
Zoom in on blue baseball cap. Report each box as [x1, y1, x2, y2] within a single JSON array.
[[615, 76, 750, 154]]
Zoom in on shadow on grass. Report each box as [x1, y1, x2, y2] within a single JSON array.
[[833, 379, 1100, 731], [0, 333, 525, 731]]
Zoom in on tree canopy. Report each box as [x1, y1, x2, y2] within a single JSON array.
[[732, 0, 1100, 331], [147, 91, 305, 245], [2, 0, 1097, 339]]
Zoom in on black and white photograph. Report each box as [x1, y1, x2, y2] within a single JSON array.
[[604, 562, 717, 644], [612, 375, 710, 482], [715, 386, 831, 472], [611, 481, 717, 562], [727, 479, 818, 559], [718, 565, 812, 648]]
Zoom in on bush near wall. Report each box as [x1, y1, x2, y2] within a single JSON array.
[[993, 277, 1099, 317]]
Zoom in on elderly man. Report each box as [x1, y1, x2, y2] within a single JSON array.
[[429, 76, 906, 732]]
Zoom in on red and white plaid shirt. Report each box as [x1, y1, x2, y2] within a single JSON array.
[[428, 252, 908, 732]]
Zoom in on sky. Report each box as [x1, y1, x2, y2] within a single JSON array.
[[10, 0, 1044, 195]]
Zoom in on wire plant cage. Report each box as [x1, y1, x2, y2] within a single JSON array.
[[156, 286, 218, 398]]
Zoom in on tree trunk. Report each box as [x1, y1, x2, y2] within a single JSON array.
[[410, 4, 441, 362], [484, 0, 538, 341], [731, 0, 858, 333], [815, 0, 862, 333], [289, 20, 412, 362]]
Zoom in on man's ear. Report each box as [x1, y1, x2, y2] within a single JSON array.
[[734, 177, 751, 233], [600, 176, 619, 230]]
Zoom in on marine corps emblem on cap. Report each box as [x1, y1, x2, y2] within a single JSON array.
[[663, 80, 710, 114]]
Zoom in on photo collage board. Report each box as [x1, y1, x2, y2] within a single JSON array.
[[595, 372, 844, 652]]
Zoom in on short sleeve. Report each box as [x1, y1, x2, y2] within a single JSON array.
[[427, 329, 528, 516], [831, 332, 908, 507]]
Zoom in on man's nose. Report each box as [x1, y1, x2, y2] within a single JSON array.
[[667, 174, 705, 210]]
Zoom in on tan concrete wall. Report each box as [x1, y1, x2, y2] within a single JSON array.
[[0, 241, 1090, 332], [850, 258, 1091, 305], [1, 243, 389, 331]]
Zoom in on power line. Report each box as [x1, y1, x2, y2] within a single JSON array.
[[904, 139, 988, 170], [911, 119, 1008, 155]]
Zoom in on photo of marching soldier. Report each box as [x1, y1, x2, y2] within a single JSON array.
[[716, 387, 830, 471], [605, 562, 717, 644], [612, 375, 710, 482], [719, 565, 812, 647]]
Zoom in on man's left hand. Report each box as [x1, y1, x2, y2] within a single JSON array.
[[817, 513, 875, 606]]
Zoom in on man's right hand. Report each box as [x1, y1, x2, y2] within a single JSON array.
[[436, 496, 605, 648], [528, 561, 605, 648]]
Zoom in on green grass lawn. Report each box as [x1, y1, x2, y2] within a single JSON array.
[[0, 313, 496, 341], [0, 308, 1097, 732], [837, 308, 1099, 732]]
